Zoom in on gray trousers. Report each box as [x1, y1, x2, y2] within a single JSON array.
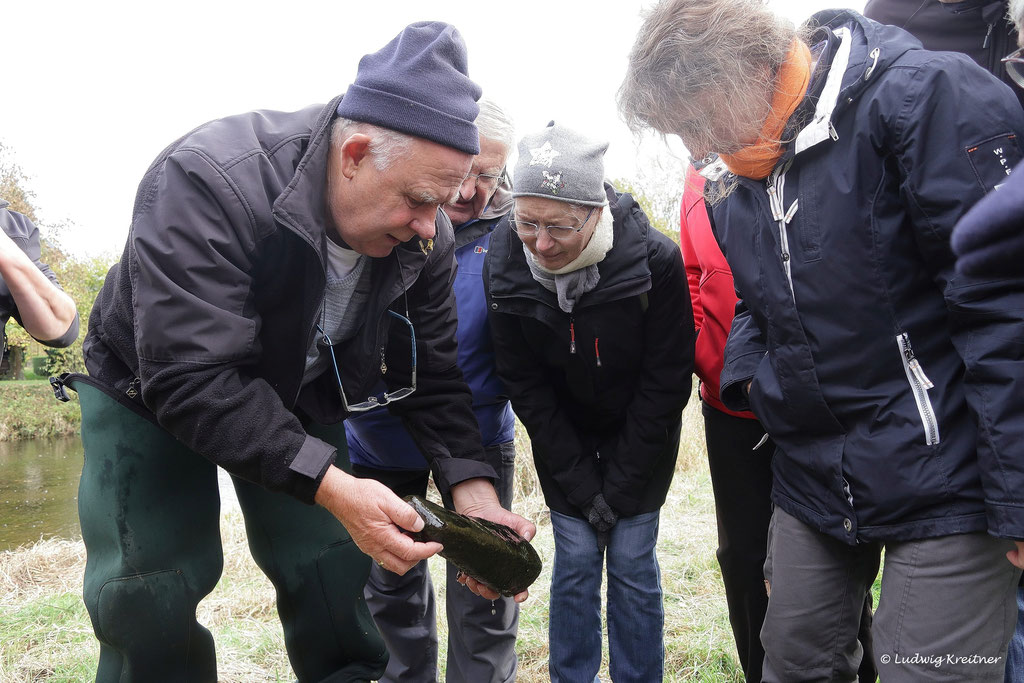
[[360, 441, 519, 683], [762, 507, 1021, 683]]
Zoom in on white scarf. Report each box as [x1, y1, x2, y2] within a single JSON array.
[[524, 206, 614, 312]]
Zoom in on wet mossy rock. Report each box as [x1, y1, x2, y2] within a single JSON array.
[[403, 495, 542, 596]]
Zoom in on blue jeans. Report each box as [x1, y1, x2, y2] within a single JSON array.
[[1004, 587, 1024, 683], [548, 509, 664, 683]]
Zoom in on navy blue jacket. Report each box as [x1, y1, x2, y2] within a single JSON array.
[[713, 11, 1024, 543], [346, 208, 515, 471]]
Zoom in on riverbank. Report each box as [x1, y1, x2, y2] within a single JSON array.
[[0, 401, 746, 681], [0, 380, 80, 441]]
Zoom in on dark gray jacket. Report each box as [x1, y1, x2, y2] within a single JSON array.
[[864, 0, 1022, 108], [0, 200, 79, 350], [84, 97, 494, 504]]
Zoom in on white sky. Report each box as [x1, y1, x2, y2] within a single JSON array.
[[2, 0, 864, 258]]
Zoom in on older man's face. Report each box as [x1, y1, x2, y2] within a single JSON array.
[[327, 134, 472, 257], [444, 135, 509, 226]]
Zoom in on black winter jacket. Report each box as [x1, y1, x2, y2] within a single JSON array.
[[864, 0, 1023, 108], [713, 12, 1024, 543], [84, 97, 494, 504], [483, 187, 694, 518]]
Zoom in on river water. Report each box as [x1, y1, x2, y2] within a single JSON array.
[[0, 436, 239, 552], [0, 436, 83, 551]]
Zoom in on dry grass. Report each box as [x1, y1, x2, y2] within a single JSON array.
[[0, 394, 743, 681]]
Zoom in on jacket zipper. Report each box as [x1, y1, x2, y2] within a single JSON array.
[[569, 316, 577, 354], [896, 332, 940, 445], [766, 161, 799, 298], [125, 376, 141, 400], [273, 215, 328, 407], [594, 337, 602, 367]]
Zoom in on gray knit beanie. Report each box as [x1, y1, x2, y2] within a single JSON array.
[[512, 123, 609, 207], [337, 22, 482, 155]]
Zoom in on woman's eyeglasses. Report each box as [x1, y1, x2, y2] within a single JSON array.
[[509, 206, 596, 242]]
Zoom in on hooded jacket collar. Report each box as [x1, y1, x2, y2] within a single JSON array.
[[790, 10, 923, 156], [479, 178, 513, 221]]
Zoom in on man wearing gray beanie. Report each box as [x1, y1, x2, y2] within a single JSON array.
[[64, 20, 535, 682], [483, 122, 695, 682]]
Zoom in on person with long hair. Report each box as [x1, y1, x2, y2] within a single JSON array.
[[621, 3, 1024, 681]]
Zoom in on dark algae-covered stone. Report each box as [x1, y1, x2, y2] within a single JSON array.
[[403, 495, 542, 596]]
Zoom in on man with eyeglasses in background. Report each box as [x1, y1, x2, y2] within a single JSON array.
[[343, 99, 522, 683], [59, 22, 535, 683]]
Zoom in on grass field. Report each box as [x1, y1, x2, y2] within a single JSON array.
[[0, 380, 80, 441], [0, 396, 751, 682]]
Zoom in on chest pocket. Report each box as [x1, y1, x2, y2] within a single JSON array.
[[966, 134, 1022, 193], [786, 162, 827, 264], [794, 166, 822, 263]]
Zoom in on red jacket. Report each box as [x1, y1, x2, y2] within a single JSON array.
[[679, 166, 754, 419]]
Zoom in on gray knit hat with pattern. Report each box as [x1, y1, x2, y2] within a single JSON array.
[[512, 122, 609, 207]]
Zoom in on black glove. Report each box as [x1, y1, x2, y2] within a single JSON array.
[[585, 493, 617, 554], [583, 493, 618, 532]]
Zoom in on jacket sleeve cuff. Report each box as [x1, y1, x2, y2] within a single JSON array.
[[565, 478, 602, 513], [430, 457, 499, 496], [37, 311, 80, 348], [720, 349, 763, 412], [986, 502, 1024, 541], [603, 489, 637, 518], [289, 434, 337, 505]]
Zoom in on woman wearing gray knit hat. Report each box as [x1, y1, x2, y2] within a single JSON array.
[[483, 122, 695, 682]]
